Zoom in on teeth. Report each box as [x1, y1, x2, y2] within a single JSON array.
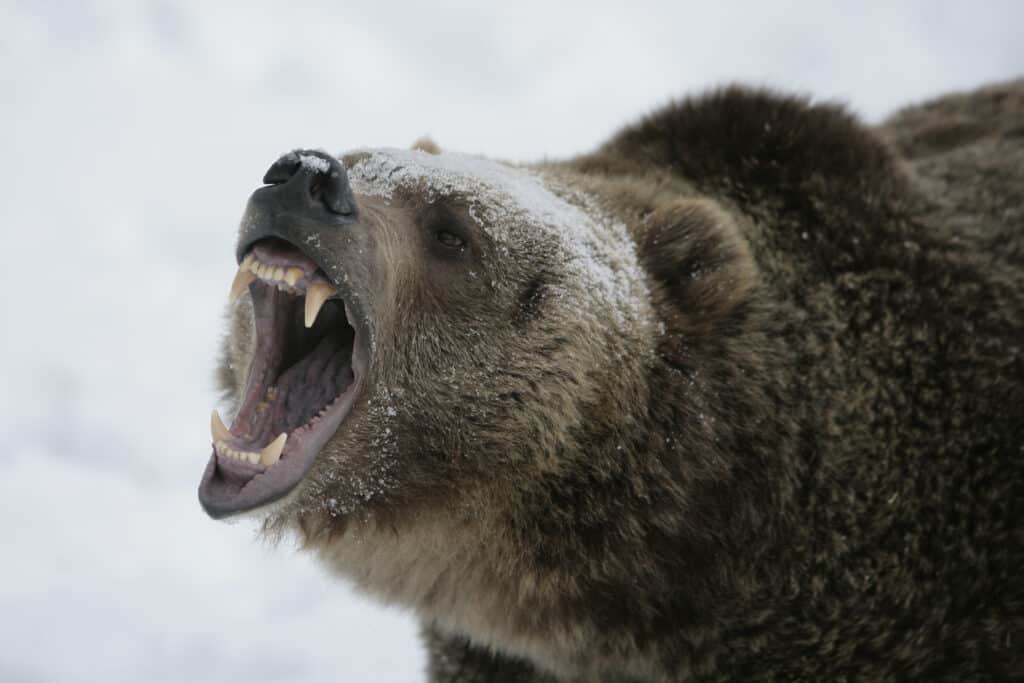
[[211, 410, 233, 442], [305, 281, 336, 328], [260, 433, 287, 466], [214, 438, 271, 466], [232, 254, 329, 311], [229, 265, 257, 303], [285, 267, 303, 287]]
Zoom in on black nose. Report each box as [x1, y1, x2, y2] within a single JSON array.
[[261, 149, 356, 216]]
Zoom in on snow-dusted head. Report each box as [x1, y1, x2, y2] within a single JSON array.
[[199, 147, 654, 534]]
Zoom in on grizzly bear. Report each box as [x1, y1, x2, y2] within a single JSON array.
[[199, 80, 1023, 681]]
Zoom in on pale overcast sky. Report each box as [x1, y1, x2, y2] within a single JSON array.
[[1, 1, 1021, 681]]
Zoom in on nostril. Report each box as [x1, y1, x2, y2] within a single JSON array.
[[263, 153, 302, 185], [261, 150, 357, 216]]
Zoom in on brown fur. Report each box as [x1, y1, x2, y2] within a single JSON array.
[[217, 81, 1024, 681]]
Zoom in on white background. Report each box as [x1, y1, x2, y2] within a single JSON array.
[[1, 1, 1021, 681]]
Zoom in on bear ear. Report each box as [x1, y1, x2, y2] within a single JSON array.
[[411, 137, 441, 155], [638, 199, 758, 328]]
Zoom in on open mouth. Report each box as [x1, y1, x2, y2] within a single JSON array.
[[198, 238, 368, 518]]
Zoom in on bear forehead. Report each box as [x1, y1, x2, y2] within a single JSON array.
[[344, 147, 651, 326]]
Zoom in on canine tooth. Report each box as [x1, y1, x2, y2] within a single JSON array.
[[305, 281, 336, 327], [285, 267, 303, 286], [261, 433, 287, 466], [229, 266, 258, 303], [211, 410, 233, 442]]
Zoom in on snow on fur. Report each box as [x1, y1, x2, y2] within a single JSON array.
[[345, 148, 650, 329]]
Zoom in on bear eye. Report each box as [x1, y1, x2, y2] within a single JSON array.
[[435, 229, 466, 250]]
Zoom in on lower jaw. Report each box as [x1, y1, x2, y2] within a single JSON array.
[[198, 388, 354, 518], [199, 323, 369, 519], [198, 367, 365, 518]]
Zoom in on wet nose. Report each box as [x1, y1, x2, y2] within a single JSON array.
[[261, 149, 356, 216]]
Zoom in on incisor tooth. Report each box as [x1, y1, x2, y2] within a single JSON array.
[[260, 433, 287, 466], [305, 281, 336, 328], [274, 267, 285, 281], [211, 410, 232, 442], [285, 267, 303, 286], [229, 266, 257, 304], [247, 451, 260, 465]]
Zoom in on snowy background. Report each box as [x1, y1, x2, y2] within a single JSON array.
[[1, 1, 1020, 681]]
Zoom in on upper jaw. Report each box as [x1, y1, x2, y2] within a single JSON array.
[[235, 194, 372, 342]]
